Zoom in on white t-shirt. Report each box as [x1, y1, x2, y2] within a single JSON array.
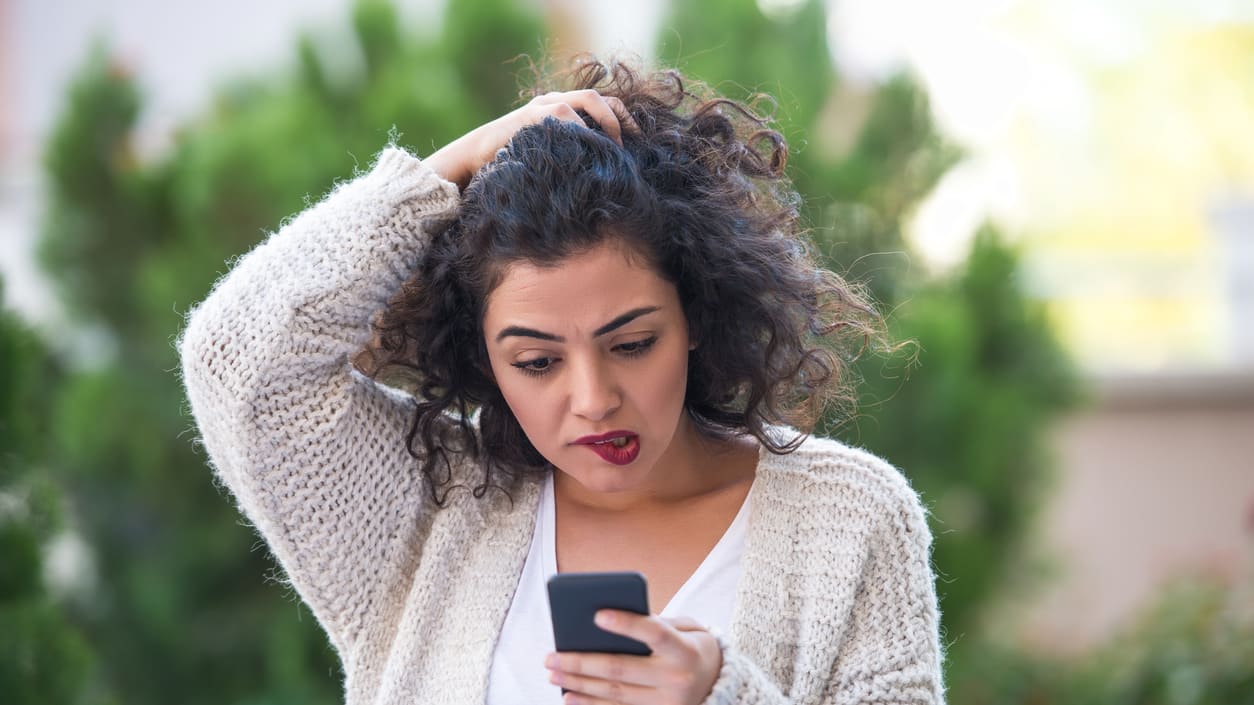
[[486, 472, 754, 705]]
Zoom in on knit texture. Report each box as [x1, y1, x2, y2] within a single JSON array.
[[179, 146, 945, 705]]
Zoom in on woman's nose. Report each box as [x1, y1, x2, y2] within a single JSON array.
[[568, 358, 622, 421]]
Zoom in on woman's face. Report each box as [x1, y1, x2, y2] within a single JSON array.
[[482, 239, 694, 496]]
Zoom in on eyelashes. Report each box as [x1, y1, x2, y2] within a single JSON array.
[[512, 357, 555, 377], [510, 336, 659, 378], [614, 336, 658, 356]]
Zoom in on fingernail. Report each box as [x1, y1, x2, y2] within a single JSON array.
[[595, 611, 613, 627], [545, 653, 559, 668]]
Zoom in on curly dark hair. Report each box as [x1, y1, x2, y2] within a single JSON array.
[[358, 57, 882, 505]]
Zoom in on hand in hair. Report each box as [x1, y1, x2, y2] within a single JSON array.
[[425, 89, 638, 191]]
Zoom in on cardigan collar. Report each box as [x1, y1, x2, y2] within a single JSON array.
[[463, 438, 813, 703]]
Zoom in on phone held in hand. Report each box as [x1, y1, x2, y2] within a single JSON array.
[[547, 571, 652, 656]]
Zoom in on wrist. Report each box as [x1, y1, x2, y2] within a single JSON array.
[[425, 138, 475, 191]]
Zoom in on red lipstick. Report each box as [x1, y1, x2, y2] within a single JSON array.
[[572, 431, 640, 465]]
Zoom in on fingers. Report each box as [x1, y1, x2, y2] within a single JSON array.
[[531, 89, 637, 146], [548, 650, 655, 688], [543, 610, 693, 687], [595, 609, 684, 653], [605, 96, 641, 136], [427, 87, 639, 189], [549, 671, 650, 705], [547, 651, 708, 705], [547, 612, 722, 705]]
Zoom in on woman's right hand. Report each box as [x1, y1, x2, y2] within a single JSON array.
[[425, 89, 636, 191]]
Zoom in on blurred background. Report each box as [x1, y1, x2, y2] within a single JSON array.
[[1, 0, 1252, 702]]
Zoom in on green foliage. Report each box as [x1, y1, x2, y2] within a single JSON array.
[[820, 75, 961, 304], [947, 579, 1254, 705], [658, 0, 960, 304], [39, 43, 153, 339], [841, 227, 1081, 637], [0, 279, 93, 704], [0, 286, 49, 473], [1094, 580, 1254, 705], [0, 599, 94, 705], [659, 0, 833, 130]]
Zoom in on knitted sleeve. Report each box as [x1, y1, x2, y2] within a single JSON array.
[[178, 146, 461, 657], [702, 469, 945, 705], [823, 484, 945, 704]]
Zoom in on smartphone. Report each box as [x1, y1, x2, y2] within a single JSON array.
[[547, 571, 652, 656]]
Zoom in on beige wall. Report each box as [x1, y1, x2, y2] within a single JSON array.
[[1014, 372, 1254, 653]]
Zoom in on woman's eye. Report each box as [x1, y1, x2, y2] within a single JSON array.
[[511, 357, 555, 377], [616, 336, 658, 356]]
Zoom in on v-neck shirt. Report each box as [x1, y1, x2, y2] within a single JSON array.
[[485, 471, 755, 705]]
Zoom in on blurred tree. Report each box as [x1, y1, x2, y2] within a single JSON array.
[[658, 0, 1080, 666], [659, 0, 958, 304], [848, 227, 1079, 640], [0, 278, 93, 704]]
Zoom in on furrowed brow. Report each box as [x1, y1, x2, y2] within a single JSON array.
[[494, 306, 661, 344], [592, 306, 661, 337], [495, 326, 565, 343]]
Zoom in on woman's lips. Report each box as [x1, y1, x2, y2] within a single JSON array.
[[574, 433, 641, 465]]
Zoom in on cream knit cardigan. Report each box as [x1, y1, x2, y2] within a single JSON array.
[[179, 146, 945, 705]]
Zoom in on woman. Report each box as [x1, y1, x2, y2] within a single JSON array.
[[179, 59, 944, 705]]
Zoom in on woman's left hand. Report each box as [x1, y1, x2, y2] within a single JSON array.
[[544, 610, 723, 705]]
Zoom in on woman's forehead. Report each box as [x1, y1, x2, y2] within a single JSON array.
[[483, 242, 679, 333]]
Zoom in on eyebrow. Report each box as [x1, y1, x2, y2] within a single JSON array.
[[494, 306, 661, 343]]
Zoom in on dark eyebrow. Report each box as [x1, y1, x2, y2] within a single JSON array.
[[593, 306, 661, 337], [494, 306, 661, 343], [495, 326, 563, 343]]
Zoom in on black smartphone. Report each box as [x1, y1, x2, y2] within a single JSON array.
[[547, 571, 652, 656]]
